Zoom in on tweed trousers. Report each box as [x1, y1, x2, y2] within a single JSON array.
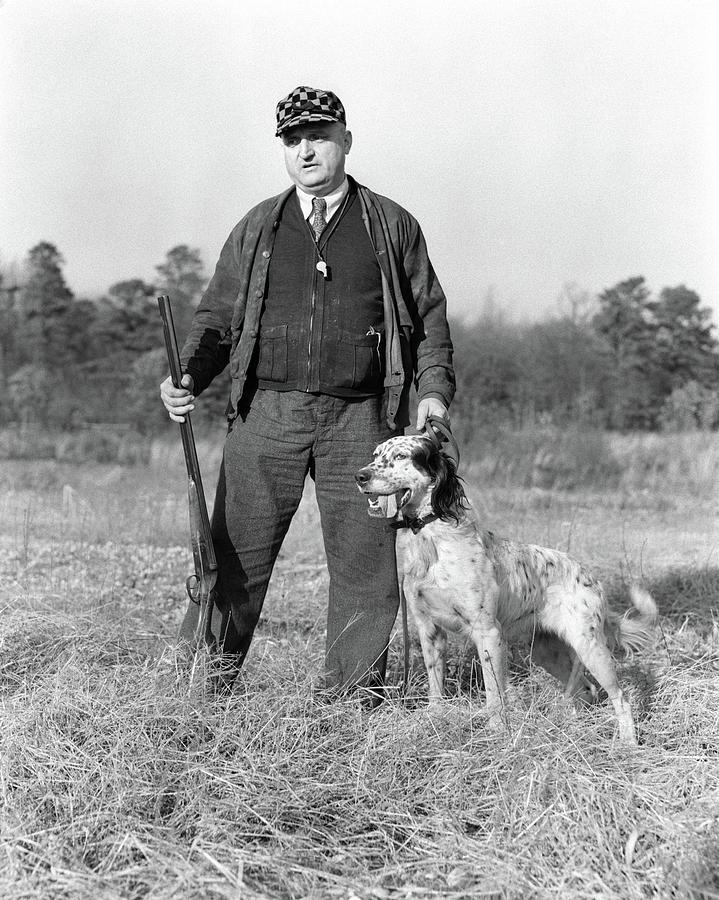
[[182, 388, 400, 692]]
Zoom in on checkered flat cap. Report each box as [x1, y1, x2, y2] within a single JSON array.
[[275, 86, 346, 136]]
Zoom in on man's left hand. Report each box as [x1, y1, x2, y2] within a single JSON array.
[[416, 398, 449, 433]]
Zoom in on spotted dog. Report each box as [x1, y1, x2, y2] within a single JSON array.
[[355, 434, 657, 743]]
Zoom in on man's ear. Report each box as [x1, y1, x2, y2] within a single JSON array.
[[344, 130, 353, 154]]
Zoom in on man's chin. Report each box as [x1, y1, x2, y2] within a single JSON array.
[[291, 171, 344, 195], [295, 172, 326, 189]]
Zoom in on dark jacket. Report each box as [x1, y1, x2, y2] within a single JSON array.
[[181, 176, 454, 429]]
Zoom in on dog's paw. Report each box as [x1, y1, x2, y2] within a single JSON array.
[[483, 704, 508, 732]]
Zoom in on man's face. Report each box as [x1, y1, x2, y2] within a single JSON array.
[[281, 122, 352, 195]]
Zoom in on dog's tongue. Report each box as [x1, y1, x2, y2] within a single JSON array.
[[367, 493, 399, 518]]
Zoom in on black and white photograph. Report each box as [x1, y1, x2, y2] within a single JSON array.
[[1, 1, 717, 897]]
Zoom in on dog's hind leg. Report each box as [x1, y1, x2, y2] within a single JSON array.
[[564, 652, 586, 699], [526, 634, 598, 705], [568, 636, 637, 744], [528, 632, 577, 690]]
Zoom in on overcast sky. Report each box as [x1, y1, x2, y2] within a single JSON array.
[[1, 0, 717, 322]]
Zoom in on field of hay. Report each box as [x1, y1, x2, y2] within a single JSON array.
[[1, 430, 717, 899]]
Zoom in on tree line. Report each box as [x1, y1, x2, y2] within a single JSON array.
[[1, 242, 718, 436], [452, 278, 719, 437]]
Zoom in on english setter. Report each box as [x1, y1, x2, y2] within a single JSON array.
[[355, 434, 657, 744]]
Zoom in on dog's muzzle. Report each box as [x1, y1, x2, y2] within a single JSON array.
[[355, 469, 409, 518]]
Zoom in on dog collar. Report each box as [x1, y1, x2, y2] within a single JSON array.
[[391, 513, 438, 534]]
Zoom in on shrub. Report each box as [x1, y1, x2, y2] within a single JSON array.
[[609, 431, 719, 495], [0, 426, 57, 460], [658, 381, 719, 431], [7, 365, 53, 424], [529, 427, 623, 489], [463, 424, 622, 490], [55, 428, 150, 464], [124, 348, 172, 435], [0, 426, 152, 465]]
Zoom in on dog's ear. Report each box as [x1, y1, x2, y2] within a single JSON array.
[[423, 445, 467, 523]]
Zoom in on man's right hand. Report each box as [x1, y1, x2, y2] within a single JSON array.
[[160, 373, 195, 423]]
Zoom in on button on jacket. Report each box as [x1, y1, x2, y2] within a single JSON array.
[[181, 176, 455, 429]]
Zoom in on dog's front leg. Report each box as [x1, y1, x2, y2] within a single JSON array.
[[415, 617, 447, 703], [470, 616, 507, 728]]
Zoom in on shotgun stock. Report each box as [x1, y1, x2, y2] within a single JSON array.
[[158, 295, 218, 650]]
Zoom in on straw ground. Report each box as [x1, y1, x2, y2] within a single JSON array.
[[1, 433, 717, 899]]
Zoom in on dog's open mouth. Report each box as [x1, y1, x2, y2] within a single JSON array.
[[365, 489, 411, 518]]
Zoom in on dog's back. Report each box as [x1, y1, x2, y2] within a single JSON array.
[[478, 528, 603, 635], [479, 528, 656, 649]]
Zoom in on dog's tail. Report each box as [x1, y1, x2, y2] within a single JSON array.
[[605, 585, 658, 655]]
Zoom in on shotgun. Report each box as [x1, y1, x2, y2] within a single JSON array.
[[157, 294, 218, 650]]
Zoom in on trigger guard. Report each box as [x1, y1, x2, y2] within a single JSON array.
[[185, 574, 200, 605]]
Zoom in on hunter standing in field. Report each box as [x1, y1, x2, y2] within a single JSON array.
[[160, 86, 454, 700]]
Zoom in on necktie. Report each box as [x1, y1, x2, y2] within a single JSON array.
[[311, 197, 327, 240]]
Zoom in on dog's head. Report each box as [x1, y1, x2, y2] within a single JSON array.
[[355, 434, 467, 523]]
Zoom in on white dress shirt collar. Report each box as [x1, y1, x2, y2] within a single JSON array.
[[295, 177, 349, 224]]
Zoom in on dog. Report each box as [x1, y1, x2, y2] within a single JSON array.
[[355, 433, 657, 744]]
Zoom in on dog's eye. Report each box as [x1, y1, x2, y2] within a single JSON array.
[[394, 452, 407, 460]]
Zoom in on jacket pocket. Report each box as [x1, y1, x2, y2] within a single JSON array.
[[336, 327, 384, 391], [255, 324, 288, 383]]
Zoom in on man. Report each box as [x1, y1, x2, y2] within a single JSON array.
[[160, 86, 454, 699]]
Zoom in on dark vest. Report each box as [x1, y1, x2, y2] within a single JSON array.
[[255, 187, 385, 396]]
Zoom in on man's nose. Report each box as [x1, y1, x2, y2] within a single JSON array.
[[355, 468, 372, 487], [298, 139, 314, 157]]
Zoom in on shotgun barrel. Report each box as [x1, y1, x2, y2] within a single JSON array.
[[157, 294, 218, 649]]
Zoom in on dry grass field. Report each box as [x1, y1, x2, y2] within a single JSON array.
[[1, 430, 717, 899]]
